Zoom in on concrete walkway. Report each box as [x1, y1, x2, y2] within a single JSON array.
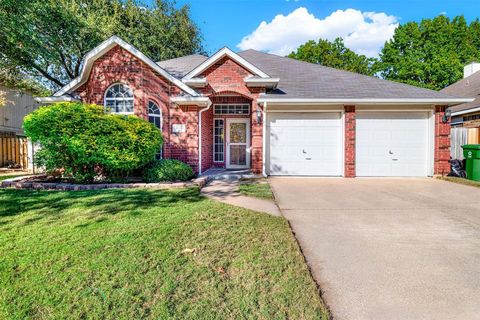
[[201, 179, 282, 217]]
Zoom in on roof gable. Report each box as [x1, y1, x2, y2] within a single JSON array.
[[54, 36, 199, 97], [182, 47, 270, 80]]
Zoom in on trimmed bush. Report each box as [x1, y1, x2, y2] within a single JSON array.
[[143, 159, 195, 182], [24, 102, 162, 183]]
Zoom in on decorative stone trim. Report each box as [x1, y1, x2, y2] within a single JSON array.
[[0, 175, 210, 191]]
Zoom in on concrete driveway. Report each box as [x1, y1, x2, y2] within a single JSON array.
[[270, 178, 480, 320]]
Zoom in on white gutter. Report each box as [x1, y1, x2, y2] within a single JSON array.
[[256, 98, 475, 106], [244, 77, 280, 88], [170, 96, 211, 106], [198, 100, 213, 175], [183, 78, 208, 88], [452, 106, 480, 116], [35, 95, 79, 103]]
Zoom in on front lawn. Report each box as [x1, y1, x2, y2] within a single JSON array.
[[0, 188, 328, 319], [239, 179, 274, 199]]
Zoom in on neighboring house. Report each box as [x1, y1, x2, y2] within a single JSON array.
[[0, 84, 41, 169], [0, 84, 41, 135], [39, 36, 471, 177], [441, 62, 480, 159]]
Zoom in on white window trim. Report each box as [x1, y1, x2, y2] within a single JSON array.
[[148, 100, 163, 159], [213, 103, 250, 115], [104, 83, 134, 115], [213, 118, 225, 163], [148, 100, 163, 130]]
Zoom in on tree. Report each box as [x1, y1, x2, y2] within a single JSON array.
[[288, 38, 377, 76], [0, 0, 204, 91], [378, 15, 480, 90]]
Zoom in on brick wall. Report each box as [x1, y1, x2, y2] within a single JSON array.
[[434, 105, 451, 175], [74, 45, 200, 172], [344, 106, 356, 178], [198, 57, 265, 174]]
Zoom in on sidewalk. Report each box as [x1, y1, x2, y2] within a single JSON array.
[[201, 179, 282, 217]]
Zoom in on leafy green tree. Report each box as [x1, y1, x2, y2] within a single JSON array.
[[288, 38, 377, 76], [378, 15, 480, 90], [0, 0, 203, 90], [24, 102, 162, 183]]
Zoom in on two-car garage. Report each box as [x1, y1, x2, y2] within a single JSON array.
[[266, 108, 433, 177]]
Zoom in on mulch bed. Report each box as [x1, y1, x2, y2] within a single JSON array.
[[0, 175, 209, 191]]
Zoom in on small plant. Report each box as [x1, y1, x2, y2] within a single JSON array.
[[143, 159, 195, 182]]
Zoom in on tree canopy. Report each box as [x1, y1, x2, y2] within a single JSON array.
[[0, 0, 204, 91], [289, 15, 480, 90], [288, 38, 376, 76], [378, 15, 480, 90]]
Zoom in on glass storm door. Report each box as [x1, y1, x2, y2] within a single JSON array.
[[226, 119, 250, 169]]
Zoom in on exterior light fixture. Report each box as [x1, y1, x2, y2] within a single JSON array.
[[442, 108, 452, 123], [256, 108, 262, 124]]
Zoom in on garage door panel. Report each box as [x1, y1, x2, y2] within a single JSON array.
[[356, 112, 430, 177], [268, 112, 342, 176]]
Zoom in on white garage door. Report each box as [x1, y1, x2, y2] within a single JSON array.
[[267, 112, 343, 176], [356, 111, 430, 177]]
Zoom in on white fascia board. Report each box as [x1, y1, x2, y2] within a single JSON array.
[[54, 36, 199, 97], [183, 47, 270, 80], [183, 78, 208, 88], [244, 77, 280, 88], [451, 106, 480, 116], [35, 95, 79, 103], [257, 98, 475, 106], [170, 96, 211, 106]]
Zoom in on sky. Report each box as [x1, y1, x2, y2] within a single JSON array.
[[159, 0, 480, 57]]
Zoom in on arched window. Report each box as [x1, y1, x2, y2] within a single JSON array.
[[104, 83, 134, 114], [148, 100, 162, 129], [148, 100, 162, 159]]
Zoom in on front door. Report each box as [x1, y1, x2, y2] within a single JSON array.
[[226, 118, 250, 169]]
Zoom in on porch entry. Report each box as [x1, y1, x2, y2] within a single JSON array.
[[226, 118, 250, 169]]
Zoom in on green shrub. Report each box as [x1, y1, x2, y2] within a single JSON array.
[[24, 102, 162, 183], [143, 159, 195, 182]]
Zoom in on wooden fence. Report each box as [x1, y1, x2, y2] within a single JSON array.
[[0, 132, 28, 169]]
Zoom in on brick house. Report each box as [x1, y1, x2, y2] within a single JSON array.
[[40, 36, 471, 177]]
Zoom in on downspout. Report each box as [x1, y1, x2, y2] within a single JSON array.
[[198, 100, 212, 175], [262, 101, 268, 177]]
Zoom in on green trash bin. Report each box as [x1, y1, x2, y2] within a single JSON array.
[[462, 144, 480, 181]]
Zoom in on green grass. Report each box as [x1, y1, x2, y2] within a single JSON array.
[[239, 179, 274, 199], [0, 187, 328, 319], [0, 174, 26, 181], [437, 176, 480, 188]]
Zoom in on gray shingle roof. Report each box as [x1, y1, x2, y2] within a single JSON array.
[[157, 54, 208, 78], [158, 49, 459, 100], [441, 71, 480, 113], [238, 50, 457, 100]]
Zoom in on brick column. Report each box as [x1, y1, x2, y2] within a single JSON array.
[[434, 105, 451, 175], [344, 105, 356, 177]]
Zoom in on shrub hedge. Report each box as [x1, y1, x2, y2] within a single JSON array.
[[24, 102, 162, 183], [143, 159, 195, 182]]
